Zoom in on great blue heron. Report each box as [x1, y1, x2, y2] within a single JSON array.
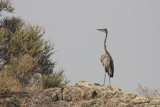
[[97, 28, 114, 86]]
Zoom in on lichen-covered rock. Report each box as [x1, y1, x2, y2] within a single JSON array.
[[0, 81, 160, 107], [110, 91, 137, 103], [63, 86, 84, 101], [76, 81, 120, 92], [150, 98, 160, 105], [131, 96, 150, 104]]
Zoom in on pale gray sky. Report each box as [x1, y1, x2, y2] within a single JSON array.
[[6, 0, 160, 92]]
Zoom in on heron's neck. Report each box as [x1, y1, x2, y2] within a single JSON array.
[[104, 32, 108, 53]]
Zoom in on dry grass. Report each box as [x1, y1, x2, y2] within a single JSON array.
[[42, 72, 69, 89], [136, 83, 160, 97]]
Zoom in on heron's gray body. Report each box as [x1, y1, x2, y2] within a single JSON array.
[[101, 52, 114, 78], [97, 28, 114, 86]]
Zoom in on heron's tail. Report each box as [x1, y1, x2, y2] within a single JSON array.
[[108, 70, 114, 78], [110, 73, 114, 78]]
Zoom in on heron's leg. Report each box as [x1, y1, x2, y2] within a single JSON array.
[[109, 77, 111, 87], [103, 72, 106, 85]]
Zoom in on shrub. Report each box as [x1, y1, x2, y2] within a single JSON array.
[[4, 54, 38, 86], [43, 70, 69, 89], [136, 83, 160, 97], [0, 71, 20, 94], [0, 1, 69, 92], [0, 0, 14, 14], [0, 17, 55, 75], [0, 54, 39, 92]]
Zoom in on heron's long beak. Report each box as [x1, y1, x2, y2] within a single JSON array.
[[97, 29, 105, 32]]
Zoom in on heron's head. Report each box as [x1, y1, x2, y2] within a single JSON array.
[[97, 28, 108, 33]]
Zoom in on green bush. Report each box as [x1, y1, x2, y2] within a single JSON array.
[[43, 70, 69, 89], [0, 17, 69, 90], [0, 17, 55, 75], [0, 54, 38, 92], [0, 1, 69, 92], [5, 54, 38, 85], [0, 70, 20, 94]]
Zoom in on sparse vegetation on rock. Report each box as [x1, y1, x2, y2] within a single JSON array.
[[136, 83, 160, 98], [0, 0, 14, 14]]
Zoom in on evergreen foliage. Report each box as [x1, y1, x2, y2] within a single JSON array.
[[0, 17, 55, 75], [0, 0, 68, 93]]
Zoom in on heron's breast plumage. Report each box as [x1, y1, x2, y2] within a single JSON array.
[[101, 53, 110, 70]]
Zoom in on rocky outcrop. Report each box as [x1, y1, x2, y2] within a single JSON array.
[[0, 81, 160, 107]]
